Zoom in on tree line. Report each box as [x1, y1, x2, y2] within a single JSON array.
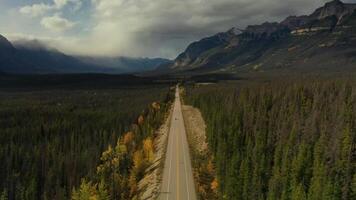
[[0, 86, 172, 200], [185, 79, 355, 200], [71, 97, 173, 199]]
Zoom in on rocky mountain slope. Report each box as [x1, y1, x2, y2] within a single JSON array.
[[163, 0, 356, 74]]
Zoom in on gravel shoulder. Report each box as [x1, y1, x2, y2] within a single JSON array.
[[137, 105, 173, 200], [182, 96, 218, 200], [182, 105, 208, 155]]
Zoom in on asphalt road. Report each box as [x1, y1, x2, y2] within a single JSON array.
[[159, 86, 197, 200]]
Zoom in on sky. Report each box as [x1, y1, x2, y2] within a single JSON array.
[[1, 0, 356, 59]]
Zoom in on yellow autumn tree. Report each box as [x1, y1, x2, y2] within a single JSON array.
[[71, 180, 96, 200], [129, 171, 138, 197], [129, 149, 146, 197], [71, 179, 110, 200], [143, 137, 154, 162], [133, 150, 144, 170]]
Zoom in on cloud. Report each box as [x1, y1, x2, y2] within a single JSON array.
[[83, 0, 332, 58], [14, 0, 343, 58], [19, 0, 82, 17], [54, 0, 83, 10], [41, 14, 76, 32], [19, 3, 53, 17], [54, 0, 69, 8]]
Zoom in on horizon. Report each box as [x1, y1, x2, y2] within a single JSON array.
[[1, 0, 356, 59], [1, 1, 356, 200]]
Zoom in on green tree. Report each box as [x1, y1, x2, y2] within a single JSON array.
[[351, 174, 356, 200], [308, 134, 327, 200], [291, 183, 306, 200], [0, 189, 7, 200], [97, 180, 110, 200], [71, 180, 95, 200]]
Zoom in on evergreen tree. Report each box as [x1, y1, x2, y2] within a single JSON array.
[[0, 189, 7, 200]]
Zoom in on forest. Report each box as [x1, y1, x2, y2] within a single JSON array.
[[0, 85, 172, 200], [185, 78, 356, 200]]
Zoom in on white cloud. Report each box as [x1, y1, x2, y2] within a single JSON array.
[[19, 0, 82, 17], [54, 0, 69, 8], [41, 15, 76, 32], [19, 3, 53, 17], [54, 0, 83, 10]]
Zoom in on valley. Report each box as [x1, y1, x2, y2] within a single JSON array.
[[0, 0, 355, 200]]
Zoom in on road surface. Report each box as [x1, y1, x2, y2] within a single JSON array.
[[159, 86, 197, 200]]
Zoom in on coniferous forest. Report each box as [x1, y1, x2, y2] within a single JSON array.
[[185, 79, 356, 200], [0, 85, 172, 200]]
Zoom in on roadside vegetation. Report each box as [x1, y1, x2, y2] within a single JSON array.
[[0, 85, 173, 200], [185, 79, 356, 200], [181, 87, 218, 200]]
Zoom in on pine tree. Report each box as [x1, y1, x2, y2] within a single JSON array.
[[71, 180, 95, 200], [97, 180, 110, 200], [351, 174, 356, 200], [0, 189, 7, 200], [322, 178, 335, 200], [291, 183, 306, 200], [308, 134, 327, 200], [337, 127, 352, 200]]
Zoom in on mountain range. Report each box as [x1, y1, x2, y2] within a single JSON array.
[[1, 0, 356, 76], [0, 37, 170, 74], [161, 0, 356, 75], [77, 56, 171, 74]]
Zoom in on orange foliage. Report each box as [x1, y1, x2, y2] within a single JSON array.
[[123, 132, 134, 146], [138, 115, 144, 125], [152, 102, 160, 110], [129, 173, 138, 196], [207, 159, 215, 174], [211, 177, 219, 192]]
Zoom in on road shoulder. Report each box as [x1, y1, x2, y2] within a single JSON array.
[[137, 104, 173, 200], [182, 104, 218, 200]]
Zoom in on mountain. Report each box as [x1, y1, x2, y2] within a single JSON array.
[[0, 37, 113, 74], [12, 40, 115, 74], [0, 37, 170, 74], [0, 35, 34, 73], [161, 0, 356, 75], [77, 56, 171, 73]]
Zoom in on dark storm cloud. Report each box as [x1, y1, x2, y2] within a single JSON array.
[[8, 0, 356, 58]]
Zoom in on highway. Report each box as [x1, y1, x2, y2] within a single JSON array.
[[159, 86, 197, 200]]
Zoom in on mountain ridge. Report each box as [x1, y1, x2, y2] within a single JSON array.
[[160, 0, 356, 75], [0, 37, 170, 74], [77, 56, 171, 73]]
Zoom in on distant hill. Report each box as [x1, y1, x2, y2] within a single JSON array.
[[0, 37, 170, 74], [77, 56, 171, 73], [0, 35, 35, 74], [0, 37, 115, 74], [160, 0, 356, 75]]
